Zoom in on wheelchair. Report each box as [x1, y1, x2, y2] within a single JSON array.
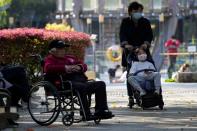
[[128, 69, 164, 110], [125, 50, 164, 110], [0, 79, 19, 129], [27, 55, 101, 126]]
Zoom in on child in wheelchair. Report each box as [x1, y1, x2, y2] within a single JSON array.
[[127, 48, 164, 109], [127, 48, 161, 96], [44, 40, 114, 121]]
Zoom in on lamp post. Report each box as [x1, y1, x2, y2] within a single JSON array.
[[159, 13, 164, 53], [86, 18, 92, 34], [98, 14, 104, 74], [99, 14, 104, 51], [90, 34, 97, 72]]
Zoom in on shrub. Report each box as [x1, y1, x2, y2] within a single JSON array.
[[45, 23, 74, 32], [0, 28, 91, 83]]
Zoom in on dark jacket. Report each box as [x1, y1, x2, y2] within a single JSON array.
[[44, 54, 87, 74], [44, 54, 88, 82], [119, 17, 153, 47], [119, 17, 153, 67]]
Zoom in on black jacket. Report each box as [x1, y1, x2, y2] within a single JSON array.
[[119, 17, 153, 67], [119, 17, 153, 47]]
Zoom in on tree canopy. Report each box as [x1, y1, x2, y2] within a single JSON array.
[[8, 0, 56, 27], [0, 0, 12, 28]]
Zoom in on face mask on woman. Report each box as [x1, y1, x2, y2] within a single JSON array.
[[137, 54, 147, 61], [131, 12, 142, 21]]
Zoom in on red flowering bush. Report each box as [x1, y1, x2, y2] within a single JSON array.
[[0, 28, 91, 82]]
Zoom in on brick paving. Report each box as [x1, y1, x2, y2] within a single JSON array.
[[3, 82, 197, 131]]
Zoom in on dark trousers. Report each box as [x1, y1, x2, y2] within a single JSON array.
[[8, 85, 24, 105], [71, 81, 108, 115], [1, 66, 30, 103], [167, 56, 177, 78]]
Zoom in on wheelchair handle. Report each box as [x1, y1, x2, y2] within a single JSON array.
[[29, 54, 44, 66], [29, 54, 42, 61]]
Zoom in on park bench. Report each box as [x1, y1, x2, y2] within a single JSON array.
[[176, 72, 197, 82]]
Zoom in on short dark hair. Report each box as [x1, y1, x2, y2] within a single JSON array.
[[128, 1, 140, 13], [135, 48, 146, 54], [138, 3, 144, 11], [171, 35, 176, 39]]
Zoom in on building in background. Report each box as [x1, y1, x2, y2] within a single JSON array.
[[56, 0, 197, 79]]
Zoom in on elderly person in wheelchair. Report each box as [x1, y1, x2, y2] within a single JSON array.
[[44, 40, 114, 121]]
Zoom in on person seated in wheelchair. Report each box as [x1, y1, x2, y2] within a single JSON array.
[[127, 48, 161, 97], [44, 40, 114, 120], [0, 72, 19, 126]]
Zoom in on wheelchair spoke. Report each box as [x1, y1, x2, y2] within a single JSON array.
[[28, 81, 60, 126]]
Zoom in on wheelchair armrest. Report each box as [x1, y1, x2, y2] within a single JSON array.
[[87, 79, 95, 82]]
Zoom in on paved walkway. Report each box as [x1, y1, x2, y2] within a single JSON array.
[[3, 83, 197, 131]]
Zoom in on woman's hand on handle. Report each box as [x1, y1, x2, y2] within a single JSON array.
[[125, 44, 134, 51]]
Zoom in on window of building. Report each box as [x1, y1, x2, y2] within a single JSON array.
[[153, 0, 162, 10], [127, 0, 162, 12], [104, 0, 122, 10], [83, 0, 97, 11], [65, 0, 73, 11]]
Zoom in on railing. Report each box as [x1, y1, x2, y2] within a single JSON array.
[[160, 52, 197, 56]]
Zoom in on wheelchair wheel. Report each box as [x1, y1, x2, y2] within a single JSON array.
[[28, 81, 60, 126], [60, 93, 82, 123], [62, 112, 74, 126]]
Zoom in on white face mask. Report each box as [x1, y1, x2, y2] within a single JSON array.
[[132, 12, 142, 20], [137, 54, 147, 61]]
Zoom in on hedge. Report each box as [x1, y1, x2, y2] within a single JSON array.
[[0, 28, 91, 82]]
